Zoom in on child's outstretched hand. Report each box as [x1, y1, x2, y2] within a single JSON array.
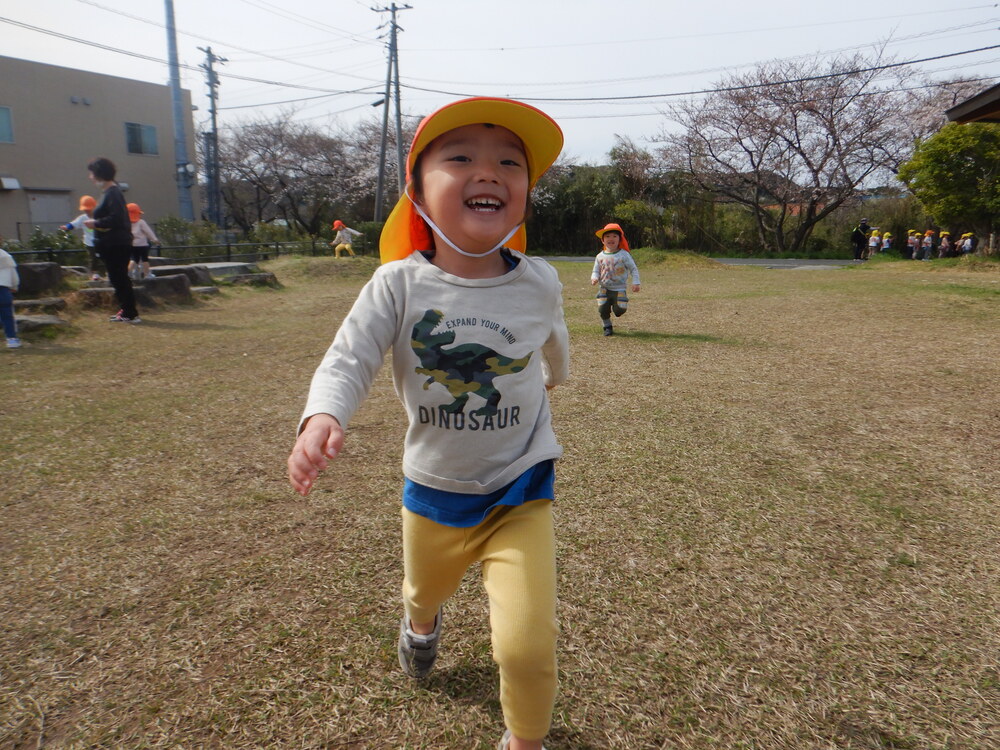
[[287, 413, 344, 496]]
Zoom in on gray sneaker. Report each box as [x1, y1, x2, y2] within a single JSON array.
[[497, 729, 547, 749], [397, 609, 441, 678]]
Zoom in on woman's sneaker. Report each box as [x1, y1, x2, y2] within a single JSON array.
[[397, 609, 441, 678], [6, 337, 22, 348], [109, 310, 141, 324]]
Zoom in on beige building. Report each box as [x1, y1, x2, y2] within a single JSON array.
[[0, 55, 199, 242]]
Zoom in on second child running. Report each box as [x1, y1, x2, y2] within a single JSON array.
[[590, 222, 640, 336]]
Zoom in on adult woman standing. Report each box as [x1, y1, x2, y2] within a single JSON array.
[[84, 158, 140, 323]]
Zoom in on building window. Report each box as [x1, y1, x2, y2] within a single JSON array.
[[125, 122, 158, 155], [0, 107, 12, 143]]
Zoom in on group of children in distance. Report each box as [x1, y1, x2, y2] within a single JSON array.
[[287, 97, 640, 750], [903, 229, 978, 260], [856, 218, 980, 262]]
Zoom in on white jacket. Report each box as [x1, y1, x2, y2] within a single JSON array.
[[0, 249, 19, 291], [301, 251, 570, 494]]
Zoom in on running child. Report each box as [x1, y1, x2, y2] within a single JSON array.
[[590, 222, 640, 336], [329, 220, 362, 258], [288, 97, 568, 750]]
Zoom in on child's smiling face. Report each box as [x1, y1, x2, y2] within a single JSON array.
[[601, 231, 621, 251], [414, 123, 530, 256]]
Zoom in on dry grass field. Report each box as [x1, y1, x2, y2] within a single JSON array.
[[2, 253, 998, 749]]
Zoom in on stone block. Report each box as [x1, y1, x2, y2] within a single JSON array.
[[148, 265, 214, 286], [14, 297, 67, 313], [141, 273, 192, 301], [72, 286, 156, 309], [194, 262, 261, 279], [14, 314, 69, 333], [230, 272, 280, 288], [16, 262, 63, 296]]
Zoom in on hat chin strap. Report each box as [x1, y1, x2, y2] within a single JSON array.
[[408, 190, 520, 258]]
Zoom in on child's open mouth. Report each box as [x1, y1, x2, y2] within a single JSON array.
[[466, 197, 504, 213]]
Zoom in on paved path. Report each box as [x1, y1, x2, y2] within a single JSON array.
[[544, 256, 855, 269], [713, 257, 855, 269]]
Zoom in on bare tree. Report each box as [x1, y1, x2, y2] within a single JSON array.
[[661, 51, 928, 255], [896, 75, 989, 151], [217, 111, 413, 236]]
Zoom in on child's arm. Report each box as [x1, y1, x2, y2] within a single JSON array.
[[63, 214, 86, 231], [140, 220, 160, 245], [541, 274, 570, 388], [288, 413, 344, 496], [627, 254, 641, 292], [289, 270, 398, 495], [590, 256, 600, 285]]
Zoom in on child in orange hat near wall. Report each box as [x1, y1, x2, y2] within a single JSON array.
[[62, 195, 101, 279], [288, 98, 568, 750], [127, 203, 160, 280], [590, 223, 640, 336]]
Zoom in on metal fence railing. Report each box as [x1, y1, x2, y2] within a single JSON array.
[[5, 238, 367, 265]]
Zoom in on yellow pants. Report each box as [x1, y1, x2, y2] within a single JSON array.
[[334, 243, 355, 258], [402, 499, 557, 740]]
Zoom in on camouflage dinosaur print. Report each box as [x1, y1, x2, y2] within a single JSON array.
[[411, 309, 532, 416]]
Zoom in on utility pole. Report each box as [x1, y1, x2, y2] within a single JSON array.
[[164, 0, 195, 220], [372, 3, 411, 222], [199, 46, 227, 228]]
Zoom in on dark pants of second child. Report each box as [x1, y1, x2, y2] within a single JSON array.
[[87, 246, 104, 275], [597, 289, 629, 323], [0, 286, 17, 339], [99, 244, 138, 319]]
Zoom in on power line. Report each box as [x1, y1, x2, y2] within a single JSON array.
[[553, 75, 1000, 120], [4, 12, 996, 123], [397, 17, 999, 89], [401, 3, 1000, 52], [233, 0, 382, 45], [0, 16, 386, 94], [73, 0, 385, 83], [219, 86, 382, 110], [396, 43, 1000, 103]]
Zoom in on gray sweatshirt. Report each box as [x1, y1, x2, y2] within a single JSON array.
[[301, 251, 570, 494], [591, 249, 640, 291]]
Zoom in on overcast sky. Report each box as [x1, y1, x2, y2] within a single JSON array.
[[3, 0, 999, 163]]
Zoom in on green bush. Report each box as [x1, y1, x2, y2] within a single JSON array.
[[155, 215, 221, 247]]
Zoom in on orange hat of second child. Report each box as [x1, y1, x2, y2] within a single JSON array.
[[127, 203, 142, 222], [596, 222, 630, 251], [79, 195, 96, 211], [333, 220, 345, 230], [379, 97, 564, 264]]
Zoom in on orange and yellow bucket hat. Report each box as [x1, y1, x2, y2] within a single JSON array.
[[596, 222, 630, 251], [379, 97, 563, 263]]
